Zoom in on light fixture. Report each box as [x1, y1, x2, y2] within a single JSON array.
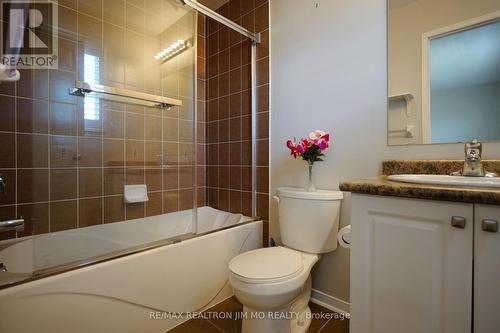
[[154, 39, 191, 63]]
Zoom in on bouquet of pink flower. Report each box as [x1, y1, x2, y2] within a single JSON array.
[[286, 130, 330, 165]]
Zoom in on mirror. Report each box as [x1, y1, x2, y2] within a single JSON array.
[[387, 0, 500, 145]]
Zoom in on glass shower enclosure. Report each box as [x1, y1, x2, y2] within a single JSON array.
[[0, 0, 260, 288]]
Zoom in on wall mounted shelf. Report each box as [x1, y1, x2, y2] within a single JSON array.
[[389, 92, 414, 116]]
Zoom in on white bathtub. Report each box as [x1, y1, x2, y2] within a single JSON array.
[[0, 207, 262, 333]]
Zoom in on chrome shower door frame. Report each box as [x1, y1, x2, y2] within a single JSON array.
[[186, 0, 261, 218]]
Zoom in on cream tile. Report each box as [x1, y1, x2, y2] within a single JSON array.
[[103, 23, 125, 85], [104, 0, 125, 27], [125, 2, 144, 34], [79, 0, 103, 19]]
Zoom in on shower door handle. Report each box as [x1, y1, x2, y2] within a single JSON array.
[[0, 219, 24, 232]]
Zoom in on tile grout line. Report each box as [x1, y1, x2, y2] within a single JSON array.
[[123, 0, 128, 221], [236, 13, 244, 212], [75, 0, 81, 229], [100, 0, 105, 225], [13, 69, 18, 238], [47, 25, 52, 233], [317, 318, 332, 333], [141, 0, 146, 219], [205, 318, 226, 333]]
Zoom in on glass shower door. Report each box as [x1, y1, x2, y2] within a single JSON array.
[[0, 0, 198, 284]]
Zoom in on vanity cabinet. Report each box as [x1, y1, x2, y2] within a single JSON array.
[[350, 194, 500, 333], [474, 204, 500, 333]]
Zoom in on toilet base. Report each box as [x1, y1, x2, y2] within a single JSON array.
[[241, 305, 292, 333], [240, 305, 312, 333], [240, 276, 313, 333], [290, 306, 312, 333], [290, 275, 313, 332]]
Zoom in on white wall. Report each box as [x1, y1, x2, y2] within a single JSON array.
[[269, 0, 500, 304]]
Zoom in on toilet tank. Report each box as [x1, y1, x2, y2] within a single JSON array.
[[276, 187, 343, 254]]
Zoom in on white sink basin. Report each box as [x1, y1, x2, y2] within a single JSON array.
[[388, 174, 500, 188]]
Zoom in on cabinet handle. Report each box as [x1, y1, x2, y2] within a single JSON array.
[[481, 219, 498, 233], [451, 216, 466, 229]]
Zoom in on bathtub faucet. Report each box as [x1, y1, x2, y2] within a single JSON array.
[[0, 263, 6, 272], [0, 219, 24, 233]]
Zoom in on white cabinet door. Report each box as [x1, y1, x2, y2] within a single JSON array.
[[474, 204, 500, 333], [350, 194, 473, 333]]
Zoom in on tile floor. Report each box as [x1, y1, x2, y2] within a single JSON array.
[[169, 296, 349, 333]]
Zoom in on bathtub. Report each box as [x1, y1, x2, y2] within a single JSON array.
[[0, 206, 262, 333]]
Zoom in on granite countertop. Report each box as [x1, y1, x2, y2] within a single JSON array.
[[339, 160, 500, 205]]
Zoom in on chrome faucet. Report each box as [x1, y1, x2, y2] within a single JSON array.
[[0, 176, 26, 233], [463, 139, 484, 176], [0, 219, 24, 232], [458, 139, 497, 177], [0, 176, 5, 194]]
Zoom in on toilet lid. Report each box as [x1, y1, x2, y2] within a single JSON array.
[[229, 247, 303, 281], [277, 187, 343, 200]]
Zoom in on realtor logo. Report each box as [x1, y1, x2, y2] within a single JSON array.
[[1, 0, 58, 69]]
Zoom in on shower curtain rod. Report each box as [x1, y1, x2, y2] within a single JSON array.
[[181, 0, 261, 44]]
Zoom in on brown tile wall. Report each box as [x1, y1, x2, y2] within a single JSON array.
[[0, 1, 268, 243], [0, 0, 199, 241], [197, 14, 208, 208], [203, 0, 269, 241]]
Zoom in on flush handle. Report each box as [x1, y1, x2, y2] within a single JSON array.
[[451, 216, 466, 229], [481, 219, 498, 233]]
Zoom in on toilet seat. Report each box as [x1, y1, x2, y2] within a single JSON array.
[[229, 247, 304, 284]]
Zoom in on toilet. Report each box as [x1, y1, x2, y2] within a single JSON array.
[[229, 187, 343, 333]]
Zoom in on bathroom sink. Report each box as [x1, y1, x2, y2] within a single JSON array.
[[388, 174, 500, 188]]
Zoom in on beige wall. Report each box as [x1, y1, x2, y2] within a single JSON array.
[[388, 0, 500, 145], [270, 0, 500, 304]]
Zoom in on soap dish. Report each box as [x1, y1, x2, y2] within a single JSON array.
[[123, 185, 149, 203]]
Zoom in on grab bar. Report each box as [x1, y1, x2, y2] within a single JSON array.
[[0, 219, 24, 232], [69, 81, 183, 109]]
